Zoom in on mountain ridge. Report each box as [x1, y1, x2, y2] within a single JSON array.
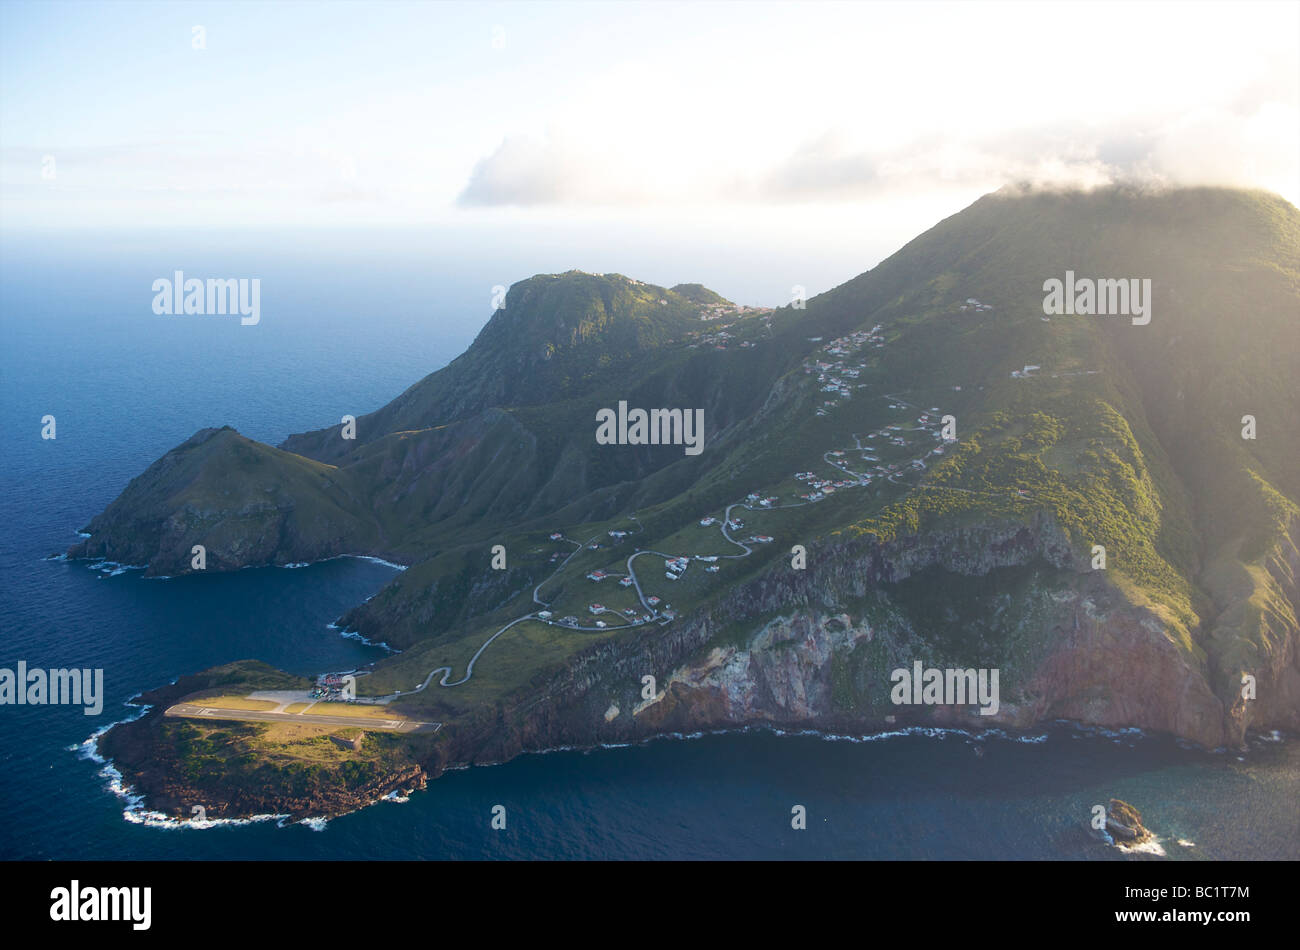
[[76, 185, 1300, 819]]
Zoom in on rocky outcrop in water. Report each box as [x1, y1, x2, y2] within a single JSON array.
[[1105, 799, 1153, 844]]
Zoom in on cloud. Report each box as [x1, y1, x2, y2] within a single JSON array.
[[457, 135, 572, 206], [456, 97, 1298, 209], [759, 128, 1119, 199], [457, 133, 657, 207]]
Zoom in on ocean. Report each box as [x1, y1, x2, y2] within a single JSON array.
[[2, 232, 1296, 860]]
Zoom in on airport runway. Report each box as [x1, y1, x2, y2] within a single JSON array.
[[165, 703, 441, 733]]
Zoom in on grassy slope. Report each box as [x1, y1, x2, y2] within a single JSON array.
[[353, 186, 1300, 721], [88, 187, 1300, 745]]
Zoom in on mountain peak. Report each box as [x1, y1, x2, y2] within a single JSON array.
[[278, 270, 734, 462], [471, 269, 731, 359]]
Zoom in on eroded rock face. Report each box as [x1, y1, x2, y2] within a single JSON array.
[[465, 514, 1296, 756], [661, 613, 871, 721], [631, 592, 1230, 748], [1222, 522, 1300, 740], [100, 514, 1297, 822], [1024, 589, 1228, 747], [402, 511, 1300, 814]]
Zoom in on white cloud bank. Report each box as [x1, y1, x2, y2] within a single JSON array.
[[459, 98, 1299, 208], [457, 2, 1299, 209], [3, 0, 1296, 230]]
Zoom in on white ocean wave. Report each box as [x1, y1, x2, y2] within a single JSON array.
[[73, 702, 340, 829], [86, 559, 146, 577], [512, 721, 1057, 772], [1117, 836, 1167, 857], [72, 704, 292, 830], [339, 629, 399, 653], [350, 555, 409, 571]]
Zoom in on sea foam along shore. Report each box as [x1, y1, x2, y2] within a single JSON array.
[[70, 698, 326, 832], [62, 548, 409, 580]]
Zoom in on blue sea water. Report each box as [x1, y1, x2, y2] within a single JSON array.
[[1, 232, 1296, 860]]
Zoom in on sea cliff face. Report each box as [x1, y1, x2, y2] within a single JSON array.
[[427, 514, 1299, 781], [98, 512, 1299, 822], [65, 427, 387, 576], [1220, 517, 1300, 739], [78, 189, 1300, 820]]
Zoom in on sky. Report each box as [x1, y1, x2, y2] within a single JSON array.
[[1, 0, 1298, 299]]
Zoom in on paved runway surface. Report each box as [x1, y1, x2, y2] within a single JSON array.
[[165, 703, 442, 733]]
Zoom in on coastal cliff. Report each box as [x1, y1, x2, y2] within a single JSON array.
[[80, 186, 1300, 820], [97, 501, 1300, 822], [438, 513, 1298, 772]]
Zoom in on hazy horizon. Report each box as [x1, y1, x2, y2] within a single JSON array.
[[3, 0, 1296, 290]]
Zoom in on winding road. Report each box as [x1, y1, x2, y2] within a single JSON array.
[[353, 394, 956, 698]]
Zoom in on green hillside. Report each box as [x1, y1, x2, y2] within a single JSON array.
[[80, 186, 1300, 779]]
